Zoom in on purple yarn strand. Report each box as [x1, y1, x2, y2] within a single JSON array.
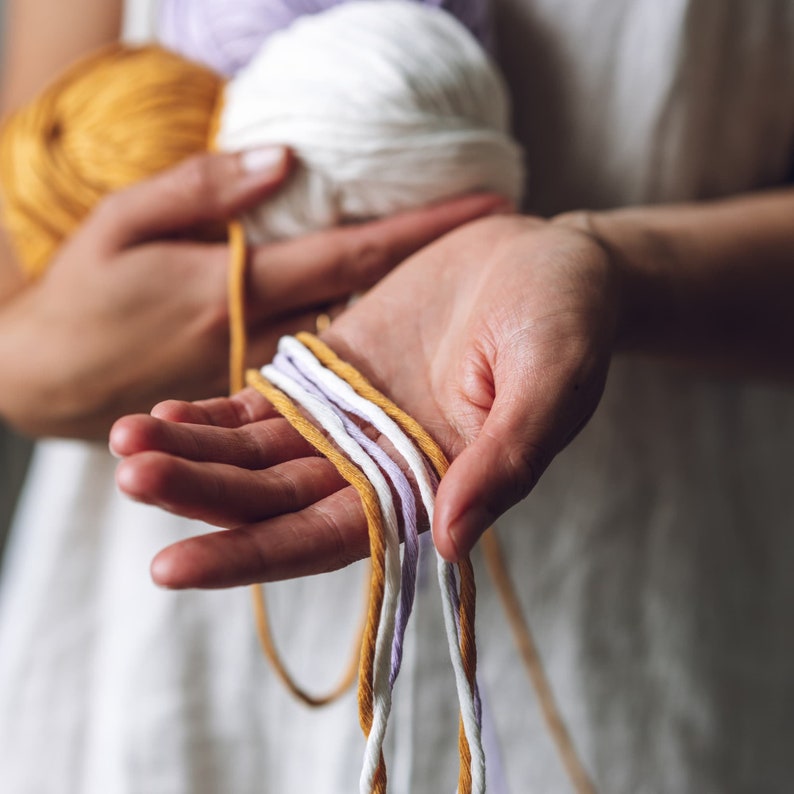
[[271, 352, 420, 688]]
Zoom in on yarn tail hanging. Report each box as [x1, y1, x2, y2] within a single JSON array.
[[249, 578, 368, 708], [267, 333, 600, 794], [247, 368, 392, 793], [251, 333, 488, 794], [481, 529, 599, 794], [227, 238, 369, 707]]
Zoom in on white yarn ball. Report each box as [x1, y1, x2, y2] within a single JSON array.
[[217, 0, 525, 243]]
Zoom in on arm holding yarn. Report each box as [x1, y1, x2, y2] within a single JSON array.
[[0, 143, 503, 439], [112, 187, 794, 584]]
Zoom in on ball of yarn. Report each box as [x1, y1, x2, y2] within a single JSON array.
[[159, 0, 493, 77], [217, 1, 524, 244], [0, 45, 222, 276]]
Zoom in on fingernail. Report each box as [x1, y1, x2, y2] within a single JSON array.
[[447, 506, 492, 560], [240, 145, 288, 175]]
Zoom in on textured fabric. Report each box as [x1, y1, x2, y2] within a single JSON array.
[[1, 1, 794, 792]]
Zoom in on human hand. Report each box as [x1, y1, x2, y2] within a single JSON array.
[[0, 148, 504, 438], [112, 214, 620, 587]]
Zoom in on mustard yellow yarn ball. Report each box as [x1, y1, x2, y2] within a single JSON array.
[[0, 45, 224, 276]]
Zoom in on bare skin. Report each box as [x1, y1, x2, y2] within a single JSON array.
[[111, 187, 794, 588]]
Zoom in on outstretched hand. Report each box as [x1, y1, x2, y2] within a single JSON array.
[[111, 214, 620, 587]]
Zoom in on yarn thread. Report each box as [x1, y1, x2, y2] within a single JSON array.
[[277, 334, 484, 788], [295, 333, 483, 794], [271, 349, 420, 688], [480, 529, 599, 794], [248, 581, 367, 707], [246, 368, 391, 793], [258, 361, 403, 794], [296, 334, 600, 794]]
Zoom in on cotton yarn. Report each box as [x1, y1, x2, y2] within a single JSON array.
[[251, 334, 599, 794], [159, 0, 494, 77], [217, 1, 524, 244], [248, 333, 486, 794], [0, 1, 523, 277]]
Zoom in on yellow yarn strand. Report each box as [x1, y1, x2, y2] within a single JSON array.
[[293, 332, 477, 794], [295, 332, 597, 794], [235, 257, 367, 708], [247, 369, 388, 794], [227, 219, 248, 394], [249, 579, 368, 708], [481, 529, 598, 794]]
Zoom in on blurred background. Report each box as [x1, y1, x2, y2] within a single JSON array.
[[0, 0, 34, 561]]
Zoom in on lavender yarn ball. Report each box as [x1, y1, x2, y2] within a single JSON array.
[[158, 0, 493, 76]]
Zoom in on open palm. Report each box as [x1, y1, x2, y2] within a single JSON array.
[[112, 214, 620, 587]]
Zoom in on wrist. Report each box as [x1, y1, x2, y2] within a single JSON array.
[[551, 207, 683, 357]]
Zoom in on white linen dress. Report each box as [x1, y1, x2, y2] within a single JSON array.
[[0, 1, 792, 792]]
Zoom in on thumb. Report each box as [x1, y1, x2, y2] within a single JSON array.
[[92, 146, 292, 251], [433, 391, 554, 562]]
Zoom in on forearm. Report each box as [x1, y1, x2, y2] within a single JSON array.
[[0, 268, 73, 438], [1, 0, 122, 115], [562, 187, 794, 379]]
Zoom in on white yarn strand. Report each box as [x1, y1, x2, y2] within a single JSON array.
[[279, 337, 486, 794], [259, 364, 402, 794]]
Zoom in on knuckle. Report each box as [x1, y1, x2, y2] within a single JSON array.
[[174, 156, 215, 202], [267, 466, 300, 511], [503, 441, 548, 504], [314, 492, 369, 573], [90, 190, 125, 230]]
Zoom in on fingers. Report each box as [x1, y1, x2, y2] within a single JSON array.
[[150, 486, 370, 588], [91, 147, 292, 251], [110, 412, 314, 468], [433, 395, 552, 562], [247, 192, 510, 316], [116, 452, 346, 529], [151, 387, 278, 428], [434, 354, 606, 560]]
